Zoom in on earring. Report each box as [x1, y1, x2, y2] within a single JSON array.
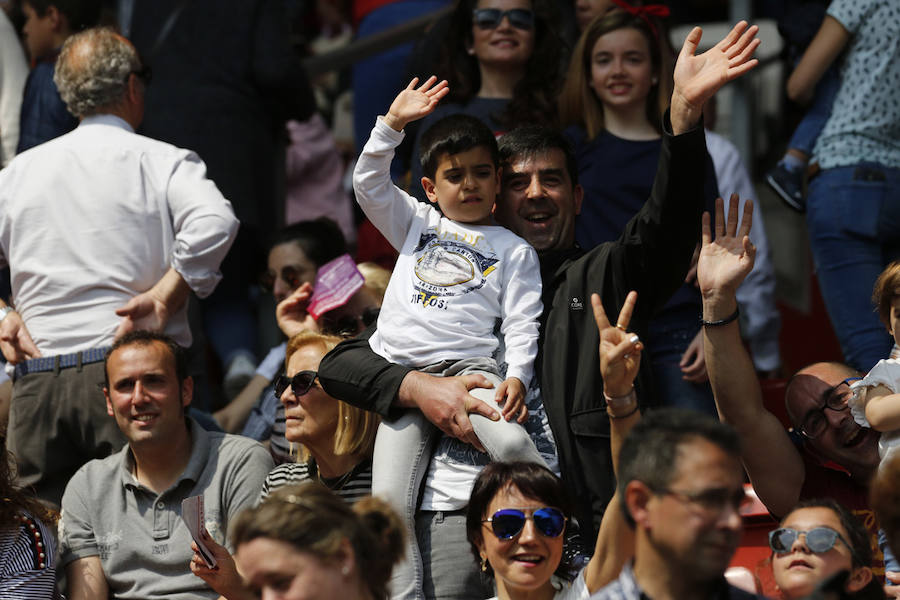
[[481, 556, 488, 572], [342, 564, 350, 576]]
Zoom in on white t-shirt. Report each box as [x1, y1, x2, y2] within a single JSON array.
[[849, 358, 900, 458]]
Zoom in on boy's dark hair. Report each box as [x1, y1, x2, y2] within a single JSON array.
[[498, 125, 579, 187], [24, 0, 102, 32], [617, 408, 741, 527], [103, 330, 188, 389], [419, 113, 499, 180]]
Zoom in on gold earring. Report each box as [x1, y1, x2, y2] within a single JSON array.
[[481, 556, 488, 572]]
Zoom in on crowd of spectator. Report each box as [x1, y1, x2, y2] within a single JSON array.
[[0, 0, 898, 599]]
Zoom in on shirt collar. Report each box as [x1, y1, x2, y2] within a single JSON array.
[[615, 562, 740, 600], [79, 114, 135, 133], [119, 417, 209, 491]]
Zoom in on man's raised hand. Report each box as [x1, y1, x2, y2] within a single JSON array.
[[671, 21, 760, 133], [591, 292, 643, 398], [383, 76, 450, 132], [697, 193, 755, 299]]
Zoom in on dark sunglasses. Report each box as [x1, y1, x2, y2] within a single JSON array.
[[768, 526, 852, 555], [482, 507, 566, 540], [318, 306, 380, 337], [259, 266, 303, 294], [274, 370, 318, 399], [472, 8, 534, 30]]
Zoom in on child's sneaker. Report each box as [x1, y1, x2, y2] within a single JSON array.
[[766, 163, 806, 213]]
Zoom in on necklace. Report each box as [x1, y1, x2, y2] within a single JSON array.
[[309, 459, 363, 491]]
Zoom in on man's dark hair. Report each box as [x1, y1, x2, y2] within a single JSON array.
[[465, 461, 574, 577], [23, 0, 102, 32], [419, 113, 499, 180], [103, 330, 188, 389], [782, 498, 873, 569], [498, 126, 579, 187], [617, 408, 742, 526], [269, 218, 347, 269]]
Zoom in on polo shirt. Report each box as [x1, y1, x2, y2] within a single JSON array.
[[58, 418, 273, 599]]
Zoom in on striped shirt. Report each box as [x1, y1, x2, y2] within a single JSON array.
[[260, 457, 373, 504], [0, 511, 61, 599]]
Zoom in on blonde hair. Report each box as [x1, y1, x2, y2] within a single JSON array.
[[232, 483, 404, 600], [357, 262, 390, 304], [558, 10, 670, 140], [284, 331, 379, 460]]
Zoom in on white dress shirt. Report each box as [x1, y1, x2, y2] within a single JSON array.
[[0, 10, 28, 167], [0, 114, 238, 353]]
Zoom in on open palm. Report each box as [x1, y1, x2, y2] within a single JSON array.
[[697, 194, 756, 297]]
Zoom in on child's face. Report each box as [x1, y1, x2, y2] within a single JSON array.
[[890, 296, 900, 347], [588, 27, 655, 115], [22, 2, 59, 61], [422, 146, 499, 225]]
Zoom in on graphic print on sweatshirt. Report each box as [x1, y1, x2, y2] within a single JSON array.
[[410, 229, 499, 309]]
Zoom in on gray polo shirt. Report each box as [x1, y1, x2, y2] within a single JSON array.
[[59, 418, 273, 599]]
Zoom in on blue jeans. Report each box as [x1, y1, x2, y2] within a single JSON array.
[[806, 164, 900, 371], [648, 310, 717, 416], [788, 65, 839, 155], [416, 509, 493, 599], [880, 528, 900, 573], [373, 358, 544, 600]]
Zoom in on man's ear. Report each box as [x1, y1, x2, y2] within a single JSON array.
[[421, 177, 439, 205], [46, 5, 61, 28], [573, 183, 584, 216], [845, 566, 873, 593], [104, 387, 114, 417], [181, 376, 194, 409], [625, 480, 652, 528]]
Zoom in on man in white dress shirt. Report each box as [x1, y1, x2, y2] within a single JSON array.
[[0, 27, 238, 506]]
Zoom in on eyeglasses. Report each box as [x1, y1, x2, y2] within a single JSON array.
[[482, 507, 567, 540], [274, 370, 318, 399], [318, 306, 380, 337], [472, 8, 535, 30], [656, 486, 750, 515], [769, 526, 853, 556], [259, 266, 303, 295], [799, 377, 862, 439]]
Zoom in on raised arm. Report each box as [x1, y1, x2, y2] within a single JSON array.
[[699, 195, 804, 516], [584, 292, 642, 593]]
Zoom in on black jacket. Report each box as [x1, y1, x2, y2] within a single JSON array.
[[318, 114, 708, 542]]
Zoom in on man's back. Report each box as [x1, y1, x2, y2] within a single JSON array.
[[0, 115, 234, 353]]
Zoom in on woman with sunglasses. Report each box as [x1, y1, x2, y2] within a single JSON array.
[[405, 0, 562, 200], [768, 499, 880, 599], [466, 292, 643, 599]]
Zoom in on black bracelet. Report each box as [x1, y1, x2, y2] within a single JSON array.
[[607, 403, 639, 419], [701, 306, 740, 327]]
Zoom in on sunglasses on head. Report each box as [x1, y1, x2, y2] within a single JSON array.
[[482, 507, 566, 540], [768, 526, 851, 555], [472, 8, 535, 31], [274, 370, 318, 399]]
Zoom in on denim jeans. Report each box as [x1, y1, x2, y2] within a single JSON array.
[[880, 527, 900, 573], [788, 65, 839, 155], [414, 509, 494, 599], [374, 357, 544, 600], [806, 163, 900, 371], [648, 310, 717, 416]]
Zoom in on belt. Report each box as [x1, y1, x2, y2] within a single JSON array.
[[13, 347, 111, 380]]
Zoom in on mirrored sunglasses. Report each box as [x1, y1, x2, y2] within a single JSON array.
[[274, 370, 318, 399], [472, 8, 534, 30], [768, 526, 849, 555], [482, 507, 566, 540]]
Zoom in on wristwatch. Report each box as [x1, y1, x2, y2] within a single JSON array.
[[0, 306, 13, 322]]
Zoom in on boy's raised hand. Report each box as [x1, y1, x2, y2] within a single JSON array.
[[383, 76, 450, 132], [496, 377, 528, 423]]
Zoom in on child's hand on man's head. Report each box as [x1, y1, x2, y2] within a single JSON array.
[[383, 76, 449, 132], [496, 377, 529, 423]]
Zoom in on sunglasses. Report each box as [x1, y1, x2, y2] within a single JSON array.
[[318, 306, 380, 337], [274, 370, 318, 399], [482, 507, 566, 540], [799, 377, 862, 439], [768, 527, 852, 555], [472, 8, 535, 31]]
